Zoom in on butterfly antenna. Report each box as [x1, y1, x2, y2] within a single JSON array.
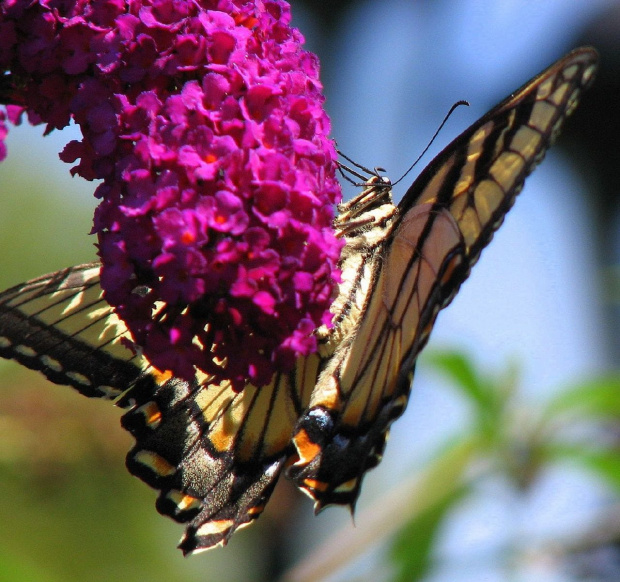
[[338, 163, 366, 186], [391, 100, 469, 188], [337, 150, 387, 187]]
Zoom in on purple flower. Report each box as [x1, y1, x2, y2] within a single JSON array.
[[0, 111, 7, 161], [199, 191, 249, 235], [1, 0, 343, 388]]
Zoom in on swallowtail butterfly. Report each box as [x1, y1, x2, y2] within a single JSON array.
[[0, 47, 598, 553]]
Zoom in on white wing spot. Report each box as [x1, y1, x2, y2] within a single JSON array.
[[40, 355, 63, 372], [0, 336, 11, 349], [15, 344, 37, 358], [66, 371, 92, 386], [195, 519, 236, 538], [97, 385, 123, 399]]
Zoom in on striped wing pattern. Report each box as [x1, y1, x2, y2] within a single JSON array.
[[0, 264, 147, 402], [0, 264, 317, 552], [0, 47, 598, 550], [288, 47, 599, 509], [122, 362, 316, 552], [401, 46, 599, 266]]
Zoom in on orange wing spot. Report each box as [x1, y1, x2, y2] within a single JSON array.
[[177, 495, 201, 512], [292, 429, 321, 465], [247, 504, 265, 516], [152, 369, 174, 385], [167, 490, 202, 512], [207, 423, 235, 454], [138, 401, 162, 428], [303, 478, 329, 492], [133, 450, 176, 477], [147, 410, 162, 427]]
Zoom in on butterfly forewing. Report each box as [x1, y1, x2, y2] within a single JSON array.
[[401, 47, 599, 267], [288, 204, 468, 506], [0, 47, 598, 551], [288, 47, 599, 509]]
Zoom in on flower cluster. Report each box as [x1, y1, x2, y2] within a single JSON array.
[[0, 111, 6, 161], [0, 0, 342, 389]]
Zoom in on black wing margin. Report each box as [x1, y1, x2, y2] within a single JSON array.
[[399, 46, 599, 268], [0, 263, 149, 403]]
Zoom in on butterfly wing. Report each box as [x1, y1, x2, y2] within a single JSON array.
[[401, 46, 599, 266], [288, 47, 599, 509], [123, 361, 318, 553], [0, 264, 318, 553], [288, 204, 467, 508], [0, 263, 146, 401]]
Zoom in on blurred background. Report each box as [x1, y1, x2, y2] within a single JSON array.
[[1, 1, 620, 581]]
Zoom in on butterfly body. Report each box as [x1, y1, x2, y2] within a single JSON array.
[[0, 47, 599, 553]]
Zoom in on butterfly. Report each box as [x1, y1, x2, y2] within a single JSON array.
[[0, 47, 598, 553]]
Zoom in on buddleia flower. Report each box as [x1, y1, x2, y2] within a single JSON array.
[[0, 0, 343, 389]]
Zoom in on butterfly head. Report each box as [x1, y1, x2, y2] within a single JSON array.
[[334, 175, 397, 242]]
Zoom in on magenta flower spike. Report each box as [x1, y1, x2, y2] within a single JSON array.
[[0, 0, 343, 389]]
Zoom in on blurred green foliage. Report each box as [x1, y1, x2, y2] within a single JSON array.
[[385, 352, 620, 582]]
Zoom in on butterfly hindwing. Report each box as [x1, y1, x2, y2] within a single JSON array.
[[123, 348, 324, 552], [288, 47, 598, 509], [122, 365, 316, 553], [0, 264, 318, 553]]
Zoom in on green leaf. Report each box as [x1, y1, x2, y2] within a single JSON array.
[[423, 351, 508, 438], [541, 375, 620, 420], [545, 444, 620, 492], [385, 436, 478, 582], [389, 485, 468, 582], [424, 351, 491, 409]]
